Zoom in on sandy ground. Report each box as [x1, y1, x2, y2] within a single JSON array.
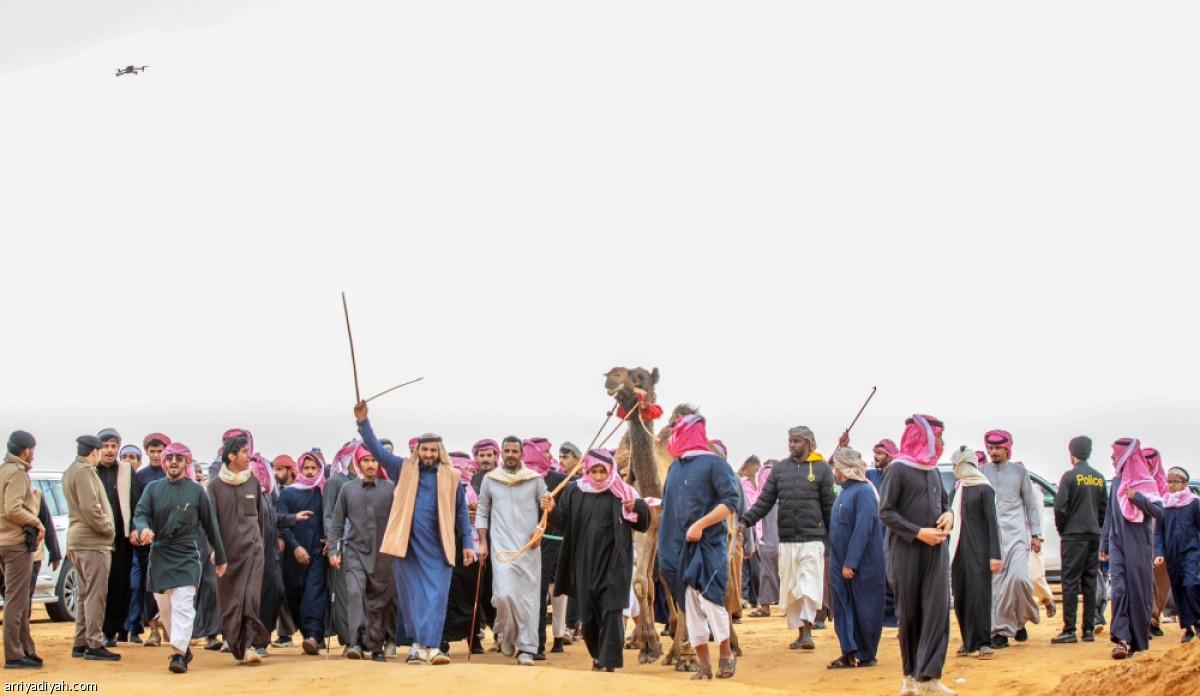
[[9, 588, 1193, 696]]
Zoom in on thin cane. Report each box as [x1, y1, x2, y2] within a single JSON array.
[[341, 292, 361, 403], [467, 561, 484, 662], [843, 386, 878, 436], [494, 406, 628, 564]]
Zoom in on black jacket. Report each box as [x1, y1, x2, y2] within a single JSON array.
[[1054, 461, 1107, 539], [741, 456, 836, 543]]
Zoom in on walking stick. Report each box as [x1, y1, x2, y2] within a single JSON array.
[[467, 560, 485, 662], [341, 292, 361, 403], [843, 386, 877, 437]]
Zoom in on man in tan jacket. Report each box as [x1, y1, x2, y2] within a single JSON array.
[[1, 431, 44, 670], [62, 435, 120, 661]]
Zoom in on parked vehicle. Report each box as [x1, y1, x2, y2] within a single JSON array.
[[936, 463, 1061, 581], [0, 471, 75, 621]]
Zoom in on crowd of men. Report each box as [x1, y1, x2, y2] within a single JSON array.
[[0, 409, 1197, 696]]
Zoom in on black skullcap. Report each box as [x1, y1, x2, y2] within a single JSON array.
[[1069, 436, 1092, 460], [77, 435, 103, 456], [97, 428, 121, 444], [7, 430, 36, 454]]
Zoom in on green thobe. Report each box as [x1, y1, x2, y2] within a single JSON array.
[[133, 477, 228, 592]]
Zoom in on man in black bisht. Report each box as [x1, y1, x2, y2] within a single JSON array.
[[95, 428, 142, 646]]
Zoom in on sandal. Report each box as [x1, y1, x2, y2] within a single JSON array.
[[749, 608, 771, 618], [789, 638, 805, 649], [1111, 641, 1130, 660], [827, 655, 856, 669], [955, 646, 970, 658], [977, 646, 995, 661], [691, 666, 713, 680], [717, 656, 736, 679]]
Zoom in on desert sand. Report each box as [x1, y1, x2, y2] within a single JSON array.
[[14, 592, 1197, 696]]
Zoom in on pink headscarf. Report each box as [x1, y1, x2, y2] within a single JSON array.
[[984, 429, 1013, 453], [710, 440, 728, 460], [329, 440, 361, 478], [577, 449, 640, 522], [353, 444, 389, 480], [873, 439, 899, 459], [251, 454, 274, 494], [449, 451, 478, 504], [522, 438, 554, 476], [1164, 467, 1196, 509], [892, 414, 944, 470], [1142, 448, 1169, 496], [222, 428, 255, 459], [162, 442, 196, 481], [1113, 438, 1163, 523], [290, 452, 326, 492], [667, 414, 711, 460], [756, 462, 773, 491], [472, 439, 498, 456]]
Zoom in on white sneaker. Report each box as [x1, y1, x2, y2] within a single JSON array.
[[916, 679, 957, 696], [516, 652, 535, 666], [900, 676, 918, 696], [500, 637, 515, 657], [427, 648, 450, 665], [241, 650, 262, 665], [406, 646, 421, 664]]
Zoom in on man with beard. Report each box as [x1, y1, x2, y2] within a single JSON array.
[[95, 428, 142, 646], [870, 439, 900, 628], [979, 430, 1041, 648], [1101, 438, 1164, 659], [1, 431, 45, 670], [62, 435, 119, 662], [329, 444, 398, 662], [878, 414, 955, 696], [468, 438, 500, 647], [476, 436, 547, 666], [470, 440, 500, 492], [274, 455, 297, 489], [740, 426, 836, 651], [132, 433, 171, 647], [356, 401, 475, 664], [208, 434, 268, 665], [133, 442, 227, 673]]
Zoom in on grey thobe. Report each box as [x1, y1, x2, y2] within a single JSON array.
[[477, 471, 547, 655], [330, 478, 397, 653], [323, 471, 356, 645], [980, 461, 1041, 638]]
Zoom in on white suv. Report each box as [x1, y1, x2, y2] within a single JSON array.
[[0, 471, 75, 621]]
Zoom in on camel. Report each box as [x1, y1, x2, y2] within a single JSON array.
[[604, 367, 741, 671]]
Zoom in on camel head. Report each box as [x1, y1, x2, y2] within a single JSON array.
[[604, 366, 659, 412]]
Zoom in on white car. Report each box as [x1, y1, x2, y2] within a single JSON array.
[[936, 464, 1061, 581], [0, 471, 75, 621]]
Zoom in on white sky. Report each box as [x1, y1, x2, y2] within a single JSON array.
[[2, 1, 1198, 482]]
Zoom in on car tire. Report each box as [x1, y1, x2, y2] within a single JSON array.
[[45, 559, 76, 623]]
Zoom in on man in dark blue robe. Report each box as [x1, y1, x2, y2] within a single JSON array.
[[827, 447, 886, 668]]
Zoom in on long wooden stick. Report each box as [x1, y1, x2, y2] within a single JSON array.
[[495, 400, 625, 564], [341, 292, 361, 403], [364, 377, 424, 403], [843, 386, 877, 436], [466, 560, 484, 662]]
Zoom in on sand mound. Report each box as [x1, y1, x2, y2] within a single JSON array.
[[1048, 639, 1200, 696]]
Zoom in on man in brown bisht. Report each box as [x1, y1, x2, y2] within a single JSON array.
[[208, 432, 268, 664], [62, 435, 121, 662]]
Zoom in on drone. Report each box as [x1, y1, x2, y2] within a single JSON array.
[[115, 65, 148, 77]]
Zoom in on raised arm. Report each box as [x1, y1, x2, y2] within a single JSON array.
[[354, 403, 407, 475]]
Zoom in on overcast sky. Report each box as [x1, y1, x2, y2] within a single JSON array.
[[2, 1, 1197, 481]]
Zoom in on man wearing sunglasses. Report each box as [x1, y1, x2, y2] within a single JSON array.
[[133, 442, 228, 673]]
